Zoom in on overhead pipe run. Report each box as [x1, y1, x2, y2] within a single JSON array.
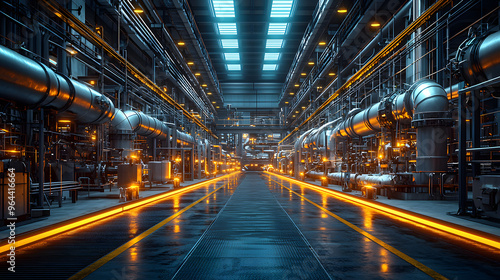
[[279, 0, 451, 145], [457, 30, 500, 95], [0, 45, 114, 124], [40, 0, 217, 138], [0, 45, 189, 154]]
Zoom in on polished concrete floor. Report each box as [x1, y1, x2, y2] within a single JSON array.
[[1, 172, 499, 279]]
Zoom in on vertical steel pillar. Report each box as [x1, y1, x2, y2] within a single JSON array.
[[458, 90, 468, 215], [190, 145, 195, 181], [38, 108, 45, 207], [471, 90, 481, 177]]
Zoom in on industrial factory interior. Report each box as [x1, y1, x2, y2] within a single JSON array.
[[1, 0, 500, 279]]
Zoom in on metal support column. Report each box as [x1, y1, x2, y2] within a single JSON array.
[[38, 108, 45, 207], [471, 90, 481, 177], [190, 145, 194, 181], [458, 88, 468, 215]]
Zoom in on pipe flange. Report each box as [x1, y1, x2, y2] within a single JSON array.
[[458, 35, 487, 86], [412, 111, 454, 128], [377, 92, 398, 127], [58, 75, 77, 112]]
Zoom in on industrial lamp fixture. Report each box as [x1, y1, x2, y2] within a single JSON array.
[[337, 8, 348, 13]]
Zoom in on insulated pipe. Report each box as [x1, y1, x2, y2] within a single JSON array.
[[407, 80, 450, 184], [110, 109, 170, 152], [304, 118, 341, 148], [124, 110, 169, 139], [294, 128, 314, 179], [328, 80, 450, 184], [176, 130, 194, 144], [0, 45, 115, 124], [0, 45, 195, 154], [459, 31, 500, 86], [331, 80, 449, 138]]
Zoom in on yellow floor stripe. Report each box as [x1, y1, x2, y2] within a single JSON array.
[[267, 177, 448, 280], [0, 172, 239, 254], [265, 172, 500, 251], [69, 183, 227, 280]]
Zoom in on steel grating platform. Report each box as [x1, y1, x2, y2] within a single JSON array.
[[172, 173, 331, 280]]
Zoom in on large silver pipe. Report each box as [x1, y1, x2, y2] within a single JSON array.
[[293, 128, 315, 178], [176, 130, 194, 144], [0, 45, 178, 152], [327, 79, 450, 184], [124, 110, 170, 140], [0, 45, 115, 124], [459, 31, 500, 86], [407, 80, 450, 183], [304, 118, 341, 148]]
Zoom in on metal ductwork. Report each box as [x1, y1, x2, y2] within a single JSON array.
[[458, 30, 500, 87], [328, 79, 451, 184], [0, 45, 115, 124]]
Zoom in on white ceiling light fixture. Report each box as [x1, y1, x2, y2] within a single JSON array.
[[270, 0, 294, 17], [212, 0, 235, 17], [217, 23, 238, 35]]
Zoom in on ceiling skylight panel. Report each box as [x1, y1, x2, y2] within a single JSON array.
[[270, 0, 293, 17], [268, 23, 288, 35], [221, 39, 239, 48], [224, 53, 240, 60], [266, 39, 283, 48], [217, 23, 237, 35], [212, 0, 235, 17], [227, 64, 241, 70], [264, 53, 280, 60], [263, 64, 278, 70]]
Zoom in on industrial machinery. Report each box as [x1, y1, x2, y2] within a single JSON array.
[[278, 21, 500, 209], [0, 13, 224, 213]]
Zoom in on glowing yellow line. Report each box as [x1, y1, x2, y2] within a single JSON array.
[[268, 177, 447, 280], [266, 172, 500, 251], [69, 183, 227, 280], [0, 172, 239, 254]]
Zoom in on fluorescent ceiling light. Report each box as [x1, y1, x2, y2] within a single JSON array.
[[270, 0, 293, 17], [268, 23, 288, 35], [227, 64, 241, 70], [221, 39, 239, 48], [264, 53, 280, 60], [263, 64, 278, 70], [217, 23, 237, 35], [224, 53, 240, 60], [266, 39, 283, 48], [212, 0, 235, 17]]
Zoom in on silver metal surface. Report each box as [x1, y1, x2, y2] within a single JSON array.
[[0, 45, 114, 124], [460, 31, 500, 85]]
